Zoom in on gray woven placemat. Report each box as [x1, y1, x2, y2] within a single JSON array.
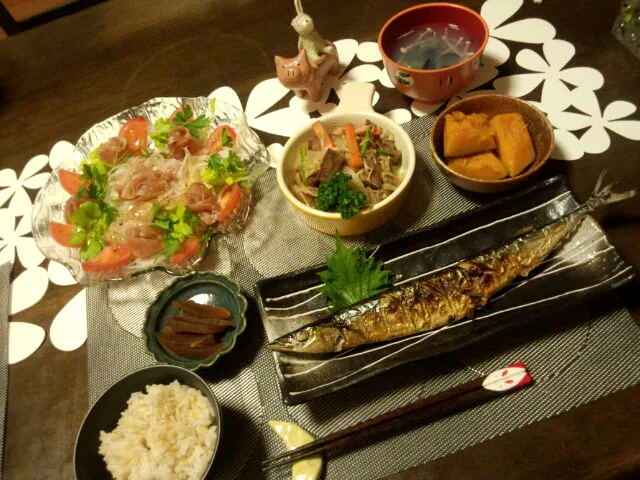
[[0, 262, 11, 480], [87, 115, 640, 479]]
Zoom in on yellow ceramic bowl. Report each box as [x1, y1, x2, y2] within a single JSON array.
[[276, 83, 416, 236]]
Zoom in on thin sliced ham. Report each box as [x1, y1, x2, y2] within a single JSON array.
[[184, 182, 217, 213], [119, 171, 171, 201], [111, 155, 181, 203], [124, 225, 164, 258], [99, 137, 128, 164], [168, 126, 204, 160], [184, 182, 218, 225]]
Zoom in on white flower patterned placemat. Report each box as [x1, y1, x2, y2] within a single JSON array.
[[1, 142, 87, 363], [2, 0, 639, 362]]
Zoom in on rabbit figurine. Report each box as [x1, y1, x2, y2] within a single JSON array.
[[291, 0, 337, 66]]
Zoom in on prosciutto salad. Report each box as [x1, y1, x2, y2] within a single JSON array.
[[50, 105, 249, 274]]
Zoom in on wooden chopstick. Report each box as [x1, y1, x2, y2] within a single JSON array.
[[262, 362, 533, 470]]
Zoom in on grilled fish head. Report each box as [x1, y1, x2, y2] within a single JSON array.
[[267, 323, 350, 354]]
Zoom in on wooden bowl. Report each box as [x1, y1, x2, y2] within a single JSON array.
[[430, 95, 554, 194], [378, 3, 489, 103]]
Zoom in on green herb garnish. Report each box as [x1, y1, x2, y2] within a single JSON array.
[[359, 126, 373, 156], [316, 172, 366, 219], [298, 146, 308, 186], [221, 127, 233, 148], [149, 118, 172, 147], [69, 147, 118, 258], [150, 105, 211, 146], [318, 232, 394, 311], [68, 226, 87, 247], [172, 105, 210, 139], [202, 151, 247, 189], [70, 200, 117, 260], [78, 150, 113, 200], [89, 145, 102, 163], [376, 148, 394, 156], [151, 202, 201, 256]]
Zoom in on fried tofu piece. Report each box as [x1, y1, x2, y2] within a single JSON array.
[[490, 113, 535, 177], [443, 111, 496, 157], [448, 152, 508, 181]]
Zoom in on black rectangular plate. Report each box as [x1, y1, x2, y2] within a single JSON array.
[[254, 176, 636, 405]]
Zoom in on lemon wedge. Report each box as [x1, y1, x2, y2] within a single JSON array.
[[268, 420, 324, 480]]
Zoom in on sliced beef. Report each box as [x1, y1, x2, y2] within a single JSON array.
[[360, 150, 383, 190], [319, 148, 346, 182], [307, 148, 346, 185]]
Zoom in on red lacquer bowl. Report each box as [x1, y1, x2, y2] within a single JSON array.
[[378, 3, 489, 103]]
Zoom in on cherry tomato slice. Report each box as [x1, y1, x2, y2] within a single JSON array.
[[58, 169, 85, 196], [118, 116, 149, 154], [49, 222, 83, 248], [206, 125, 237, 154], [216, 183, 242, 222], [81, 243, 133, 272], [170, 236, 200, 265]]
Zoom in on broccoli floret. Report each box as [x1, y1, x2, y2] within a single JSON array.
[[316, 173, 366, 219]]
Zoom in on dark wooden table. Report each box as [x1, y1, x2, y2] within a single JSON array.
[[1, 0, 639, 478]]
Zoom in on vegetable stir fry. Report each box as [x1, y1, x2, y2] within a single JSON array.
[[291, 120, 403, 218]]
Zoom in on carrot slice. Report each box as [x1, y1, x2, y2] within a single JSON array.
[[312, 121, 334, 149], [344, 123, 364, 171]]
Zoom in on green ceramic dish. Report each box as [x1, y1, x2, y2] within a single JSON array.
[[143, 272, 247, 370]]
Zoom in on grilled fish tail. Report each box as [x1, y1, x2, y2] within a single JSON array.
[[585, 170, 637, 212]]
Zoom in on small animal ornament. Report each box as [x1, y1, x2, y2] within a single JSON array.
[[275, 0, 339, 101], [291, 0, 337, 65], [275, 49, 339, 102]]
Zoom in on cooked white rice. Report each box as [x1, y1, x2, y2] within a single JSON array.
[[99, 380, 217, 480]]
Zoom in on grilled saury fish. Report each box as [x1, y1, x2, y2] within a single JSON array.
[[268, 176, 636, 354]]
